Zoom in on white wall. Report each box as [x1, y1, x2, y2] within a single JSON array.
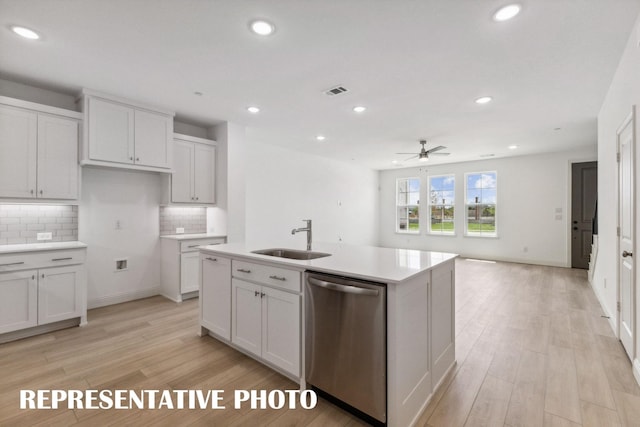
[[244, 140, 379, 248], [79, 168, 163, 308], [594, 13, 640, 383], [379, 148, 596, 267], [0, 78, 76, 110]]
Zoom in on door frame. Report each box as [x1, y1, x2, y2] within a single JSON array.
[[566, 157, 597, 268], [617, 105, 636, 361]]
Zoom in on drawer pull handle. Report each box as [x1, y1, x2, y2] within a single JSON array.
[[237, 268, 251, 273], [188, 245, 200, 248], [206, 257, 217, 262], [269, 275, 286, 281], [52, 257, 73, 262], [0, 262, 25, 267]]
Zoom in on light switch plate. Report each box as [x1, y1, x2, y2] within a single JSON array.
[[37, 232, 52, 241], [176, 227, 185, 234]]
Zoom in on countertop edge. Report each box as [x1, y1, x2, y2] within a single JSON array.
[[199, 245, 458, 284], [0, 241, 88, 255]]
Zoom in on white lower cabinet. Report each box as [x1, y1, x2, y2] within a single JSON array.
[[0, 249, 87, 340], [160, 236, 226, 302], [38, 265, 84, 325], [200, 255, 231, 340], [201, 256, 302, 379], [0, 271, 38, 334], [231, 278, 301, 377], [180, 251, 200, 294]]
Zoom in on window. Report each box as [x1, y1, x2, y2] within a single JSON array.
[[396, 178, 420, 233], [465, 172, 497, 236], [428, 175, 455, 234]]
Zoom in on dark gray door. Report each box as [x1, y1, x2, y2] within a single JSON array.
[[571, 162, 598, 269]]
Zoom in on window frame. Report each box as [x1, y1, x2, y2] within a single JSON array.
[[395, 177, 421, 234], [427, 174, 456, 236], [464, 171, 498, 238]]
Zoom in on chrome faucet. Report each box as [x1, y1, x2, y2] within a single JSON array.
[[291, 219, 312, 251]]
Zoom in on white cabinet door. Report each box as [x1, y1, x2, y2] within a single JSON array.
[[88, 97, 134, 164], [262, 286, 300, 376], [0, 270, 38, 334], [0, 105, 37, 198], [180, 251, 200, 294], [431, 260, 455, 385], [38, 265, 84, 325], [232, 279, 262, 357], [193, 144, 216, 204], [171, 140, 194, 202], [201, 256, 231, 340], [37, 114, 79, 200], [134, 109, 171, 168]]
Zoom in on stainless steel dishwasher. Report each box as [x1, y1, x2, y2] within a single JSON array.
[[305, 271, 386, 425]]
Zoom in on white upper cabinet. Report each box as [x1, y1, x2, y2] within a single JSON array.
[[37, 113, 79, 200], [87, 97, 134, 164], [193, 143, 216, 204], [134, 109, 171, 168], [171, 139, 195, 203], [170, 134, 216, 204], [0, 104, 37, 198], [81, 89, 174, 173], [0, 98, 80, 200]]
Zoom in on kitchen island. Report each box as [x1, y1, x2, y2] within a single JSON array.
[[198, 242, 457, 427]]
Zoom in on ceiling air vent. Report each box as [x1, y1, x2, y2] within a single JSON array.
[[324, 85, 348, 96]]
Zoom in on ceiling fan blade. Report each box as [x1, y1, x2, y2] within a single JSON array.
[[403, 155, 418, 161], [425, 145, 447, 154], [395, 152, 417, 155], [429, 152, 450, 156]]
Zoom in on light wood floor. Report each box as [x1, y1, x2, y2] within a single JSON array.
[[1, 259, 639, 426]]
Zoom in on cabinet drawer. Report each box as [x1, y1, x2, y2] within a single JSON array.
[[0, 249, 86, 273], [180, 238, 225, 252], [232, 260, 301, 293]]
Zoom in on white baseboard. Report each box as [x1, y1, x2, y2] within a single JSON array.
[[88, 286, 160, 309], [634, 358, 640, 387]]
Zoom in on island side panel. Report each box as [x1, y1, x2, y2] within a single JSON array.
[[431, 258, 456, 390], [386, 270, 432, 427]]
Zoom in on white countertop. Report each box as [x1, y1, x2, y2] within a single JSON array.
[[160, 233, 226, 241], [199, 242, 457, 284], [0, 241, 88, 254]]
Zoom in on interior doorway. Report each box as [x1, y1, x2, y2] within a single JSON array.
[[617, 106, 635, 361], [571, 161, 598, 269]]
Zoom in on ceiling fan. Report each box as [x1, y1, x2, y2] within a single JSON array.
[[397, 140, 450, 162]]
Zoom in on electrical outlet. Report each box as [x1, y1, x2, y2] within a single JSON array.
[[176, 227, 185, 234], [37, 232, 52, 241]]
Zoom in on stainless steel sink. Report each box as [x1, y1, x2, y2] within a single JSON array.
[[251, 248, 331, 260]]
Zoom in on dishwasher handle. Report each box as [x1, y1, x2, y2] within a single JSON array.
[[308, 277, 379, 297]]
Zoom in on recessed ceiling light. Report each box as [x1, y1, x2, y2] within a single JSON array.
[[11, 25, 40, 40], [316, 135, 326, 141], [508, 145, 518, 150], [475, 96, 493, 104], [353, 106, 367, 113], [247, 106, 260, 114], [391, 160, 399, 164], [249, 20, 275, 36], [493, 4, 521, 22], [193, 91, 203, 96], [554, 127, 562, 131]]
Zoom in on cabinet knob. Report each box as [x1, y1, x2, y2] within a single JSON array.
[[196, 197, 199, 201], [40, 190, 43, 195], [32, 275, 35, 280], [261, 292, 265, 298], [254, 290, 259, 297], [41, 274, 44, 279], [130, 157, 133, 161], [30, 190, 34, 195], [136, 157, 140, 161]]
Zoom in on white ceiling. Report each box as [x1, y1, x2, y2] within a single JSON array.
[[1, 0, 639, 170]]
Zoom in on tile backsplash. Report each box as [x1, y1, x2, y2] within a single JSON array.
[[159, 207, 206, 235], [0, 205, 79, 245]]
